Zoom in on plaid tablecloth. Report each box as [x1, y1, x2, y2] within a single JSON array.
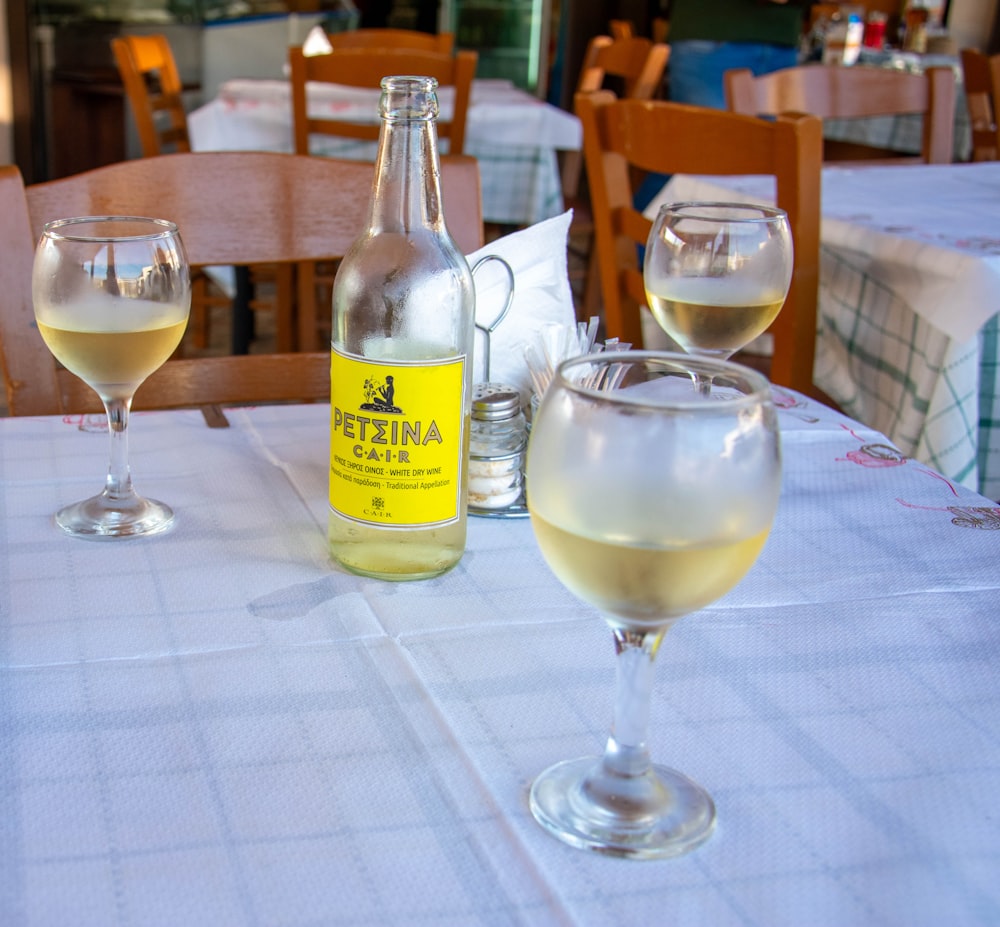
[[188, 78, 580, 227], [647, 164, 1000, 499], [2, 398, 998, 925], [824, 107, 972, 162], [822, 52, 972, 162]]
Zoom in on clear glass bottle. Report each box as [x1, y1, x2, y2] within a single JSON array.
[[328, 76, 475, 580]]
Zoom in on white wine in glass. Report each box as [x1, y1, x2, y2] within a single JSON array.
[[32, 216, 191, 539], [526, 351, 782, 859], [644, 202, 792, 394]]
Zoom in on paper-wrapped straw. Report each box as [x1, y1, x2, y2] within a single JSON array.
[[524, 317, 631, 399]]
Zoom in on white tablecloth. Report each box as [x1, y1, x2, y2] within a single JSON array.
[[645, 163, 1000, 499], [188, 78, 582, 227], [2, 396, 998, 925]]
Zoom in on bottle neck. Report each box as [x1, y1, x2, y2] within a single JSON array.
[[370, 84, 446, 235]]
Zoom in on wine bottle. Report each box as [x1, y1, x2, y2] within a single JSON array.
[[328, 75, 475, 581]]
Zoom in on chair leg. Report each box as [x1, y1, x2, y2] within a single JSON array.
[[232, 265, 254, 355], [188, 273, 211, 351], [581, 247, 602, 322], [296, 261, 319, 352], [273, 264, 295, 353]]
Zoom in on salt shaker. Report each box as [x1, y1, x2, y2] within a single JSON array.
[[468, 382, 527, 513]]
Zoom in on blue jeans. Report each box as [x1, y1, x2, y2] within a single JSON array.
[[635, 40, 799, 240], [668, 40, 800, 109]]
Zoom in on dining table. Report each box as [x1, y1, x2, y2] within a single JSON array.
[[820, 49, 972, 162], [645, 161, 1000, 501], [2, 391, 998, 926], [187, 77, 582, 228]]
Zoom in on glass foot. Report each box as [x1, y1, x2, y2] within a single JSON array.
[[529, 756, 716, 859], [55, 492, 175, 540]]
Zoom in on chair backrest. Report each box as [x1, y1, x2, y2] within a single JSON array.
[[326, 28, 455, 54], [576, 90, 823, 398], [2, 151, 483, 416], [725, 63, 956, 164], [608, 20, 633, 39], [564, 34, 670, 197], [289, 46, 477, 156], [960, 47, 1000, 161], [577, 34, 669, 100], [111, 34, 191, 157]]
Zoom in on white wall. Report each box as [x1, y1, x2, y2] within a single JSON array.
[[949, 0, 997, 50], [201, 13, 325, 102], [0, 0, 13, 165]]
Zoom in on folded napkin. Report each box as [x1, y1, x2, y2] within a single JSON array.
[[466, 210, 575, 398]]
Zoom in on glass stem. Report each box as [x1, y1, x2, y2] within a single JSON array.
[[602, 628, 665, 779], [102, 397, 136, 501], [692, 371, 714, 398]]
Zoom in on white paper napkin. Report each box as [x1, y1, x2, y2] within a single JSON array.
[[466, 210, 575, 398]]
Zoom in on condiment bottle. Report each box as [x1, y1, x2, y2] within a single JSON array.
[[328, 75, 475, 580], [468, 383, 526, 512]]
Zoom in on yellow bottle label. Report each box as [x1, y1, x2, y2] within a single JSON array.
[[329, 349, 466, 529]]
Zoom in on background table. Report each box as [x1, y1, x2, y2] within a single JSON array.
[[2, 396, 998, 926], [647, 162, 1000, 500], [188, 78, 582, 228], [822, 50, 972, 162]]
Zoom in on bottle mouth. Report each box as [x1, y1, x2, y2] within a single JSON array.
[[379, 75, 439, 121]]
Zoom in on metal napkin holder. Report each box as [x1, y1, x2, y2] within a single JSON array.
[[469, 254, 529, 518]]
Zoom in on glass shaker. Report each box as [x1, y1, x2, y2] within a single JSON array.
[[468, 382, 527, 514]]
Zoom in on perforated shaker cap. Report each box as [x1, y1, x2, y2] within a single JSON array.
[[471, 382, 521, 421]]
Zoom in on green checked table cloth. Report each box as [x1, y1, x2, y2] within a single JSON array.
[[822, 50, 972, 162], [188, 77, 581, 227], [646, 164, 1000, 499]]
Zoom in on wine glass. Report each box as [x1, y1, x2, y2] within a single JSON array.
[[644, 202, 793, 396], [32, 216, 191, 539], [525, 351, 781, 859]]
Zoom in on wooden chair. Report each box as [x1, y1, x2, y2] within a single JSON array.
[[290, 46, 477, 156], [564, 34, 670, 318], [111, 32, 275, 354], [111, 34, 191, 157], [576, 90, 824, 399], [725, 63, 957, 164], [609, 17, 668, 43], [325, 28, 455, 54], [1, 151, 483, 416], [960, 48, 1000, 161], [577, 34, 669, 101], [609, 19, 633, 39], [568, 34, 670, 190]]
